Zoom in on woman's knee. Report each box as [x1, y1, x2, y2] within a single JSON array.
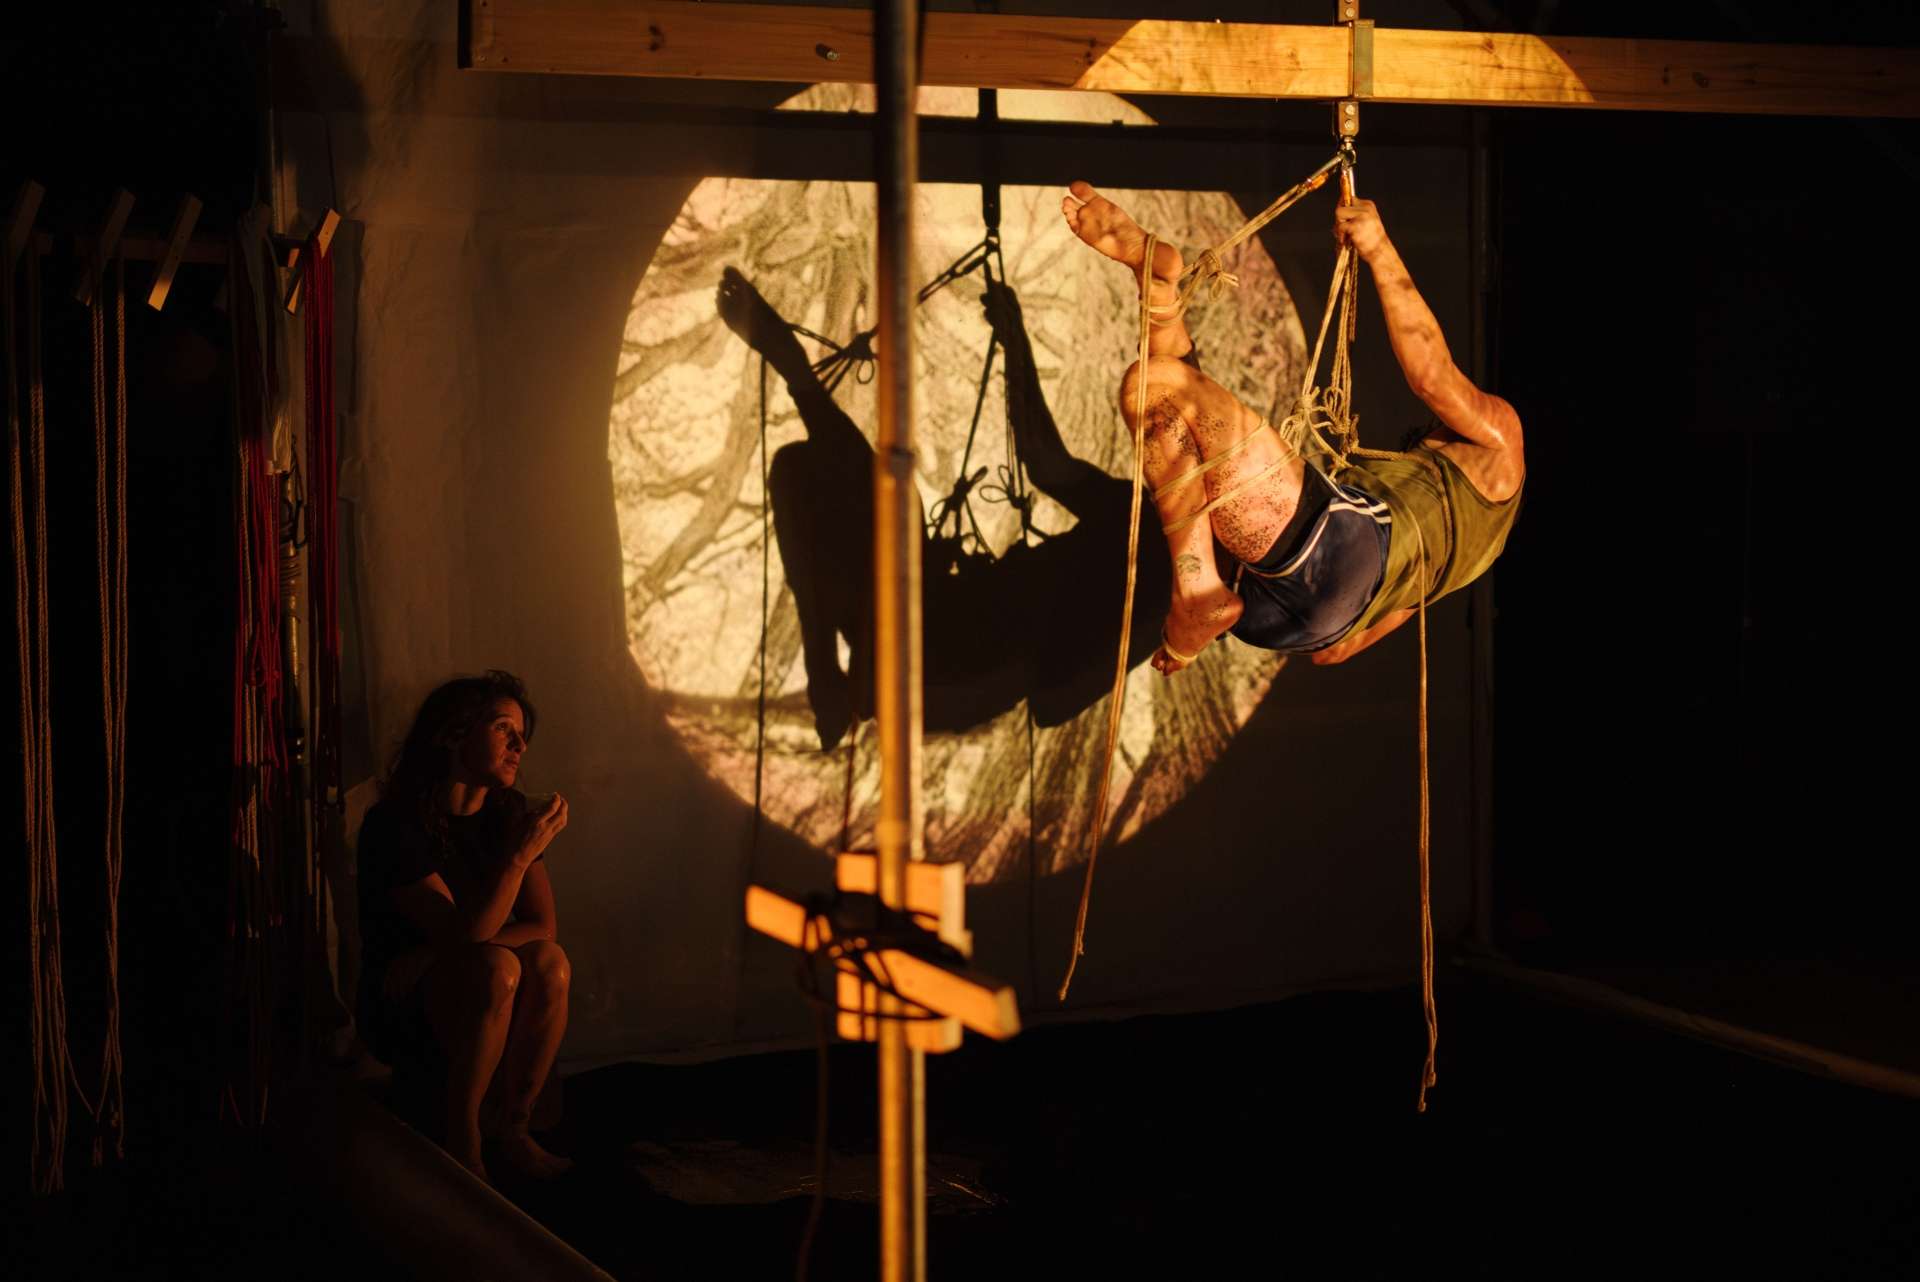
[[517, 939, 571, 1002], [444, 943, 521, 1015]]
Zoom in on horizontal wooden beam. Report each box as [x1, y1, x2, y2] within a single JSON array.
[[1371, 27, 1920, 116], [462, 1, 1920, 118]]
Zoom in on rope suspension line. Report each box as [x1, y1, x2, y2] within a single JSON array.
[[1057, 148, 1445, 1110]]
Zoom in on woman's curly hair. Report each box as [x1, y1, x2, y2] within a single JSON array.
[[382, 669, 538, 843]]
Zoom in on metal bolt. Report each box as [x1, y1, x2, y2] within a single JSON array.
[[816, 43, 840, 61], [1345, 103, 1357, 115]]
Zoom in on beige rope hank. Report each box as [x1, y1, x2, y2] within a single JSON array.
[[13, 238, 74, 1192], [86, 254, 129, 1161]]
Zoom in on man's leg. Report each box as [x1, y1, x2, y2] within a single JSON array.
[[768, 443, 862, 748], [720, 266, 872, 747], [718, 267, 870, 464], [1066, 184, 1304, 670], [981, 278, 1115, 522]]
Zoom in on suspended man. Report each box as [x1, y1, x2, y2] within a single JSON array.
[[1061, 182, 1525, 670]]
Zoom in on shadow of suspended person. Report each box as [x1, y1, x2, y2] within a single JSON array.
[[717, 266, 1169, 750]]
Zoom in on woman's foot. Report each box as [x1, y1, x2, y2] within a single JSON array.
[[1152, 584, 1243, 675], [449, 1132, 493, 1184], [493, 1127, 575, 1181]]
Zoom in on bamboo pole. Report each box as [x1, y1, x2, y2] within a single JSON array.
[[872, 1, 923, 1279]]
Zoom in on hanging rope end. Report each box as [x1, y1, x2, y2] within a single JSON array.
[[1057, 936, 1085, 1001]]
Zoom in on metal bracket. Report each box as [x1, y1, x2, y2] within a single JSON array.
[[1336, 98, 1361, 140], [1335, 1, 1371, 139], [1352, 19, 1374, 97]]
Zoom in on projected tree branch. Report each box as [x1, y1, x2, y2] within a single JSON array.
[[611, 86, 1306, 882]]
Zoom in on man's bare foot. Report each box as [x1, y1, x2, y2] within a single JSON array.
[[717, 266, 808, 377], [1152, 586, 1243, 675], [807, 665, 852, 752], [494, 1128, 575, 1181], [1061, 181, 1181, 280]]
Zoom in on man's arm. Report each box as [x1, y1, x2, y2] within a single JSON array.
[[1310, 607, 1415, 666], [1334, 201, 1522, 458]]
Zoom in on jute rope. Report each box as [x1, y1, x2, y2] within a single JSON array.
[[1059, 163, 1446, 1110], [87, 253, 129, 1159], [1055, 231, 1158, 1000], [14, 212, 74, 1193]]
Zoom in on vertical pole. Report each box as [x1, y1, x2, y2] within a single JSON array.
[[1466, 108, 1497, 948], [873, 3, 923, 1282]]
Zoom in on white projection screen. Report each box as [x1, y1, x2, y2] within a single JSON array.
[[286, 3, 1480, 1066]]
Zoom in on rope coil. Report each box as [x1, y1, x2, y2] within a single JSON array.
[[14, 205, 73, 1193]]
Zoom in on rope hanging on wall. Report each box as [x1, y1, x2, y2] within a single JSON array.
[[226, 218, 290, 1127], [11, 212, 73, 1194], [302, 237, 343, 966], [86, 250, 130, 1164]]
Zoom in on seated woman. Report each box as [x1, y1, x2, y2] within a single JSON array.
[[356, 669, 574, 1183]]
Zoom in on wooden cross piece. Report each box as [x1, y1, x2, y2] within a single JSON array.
[[745, 853, 1020, 1050]]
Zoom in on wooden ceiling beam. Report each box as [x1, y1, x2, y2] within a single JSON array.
[[461, 1, 1920, 118]]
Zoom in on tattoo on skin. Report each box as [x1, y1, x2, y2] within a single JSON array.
[[1175, 553, 1202, 579]]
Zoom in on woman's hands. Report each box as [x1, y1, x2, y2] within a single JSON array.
[[511, 793, 569, 868]]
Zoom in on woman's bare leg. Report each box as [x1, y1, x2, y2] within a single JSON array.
[[487, 939, 574, 1179], [422, 945, 522, 1180]]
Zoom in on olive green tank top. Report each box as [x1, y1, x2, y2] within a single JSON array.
[[1332, 445, 1524, 638]]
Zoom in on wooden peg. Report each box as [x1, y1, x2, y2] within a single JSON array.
[[147, 195, 204, 312], [73, 189, 135, 305], [283, 208, 343, 314], [7, 180, 46, 269], [835, 852, 970, 1050], [745, 883, 1020, 1041]]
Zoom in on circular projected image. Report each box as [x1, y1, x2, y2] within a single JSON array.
[[613, 85, 1306, 883]]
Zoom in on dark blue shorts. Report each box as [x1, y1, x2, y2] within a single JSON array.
[[1225, 471, 1391, 654]]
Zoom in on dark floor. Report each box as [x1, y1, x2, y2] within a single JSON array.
[[509, 969, 1920, 1281], [20, 967, 1919, 1280]]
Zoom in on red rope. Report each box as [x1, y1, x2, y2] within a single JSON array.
[[302, 240, 342, 945], [226, 233, 287, 1126]]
